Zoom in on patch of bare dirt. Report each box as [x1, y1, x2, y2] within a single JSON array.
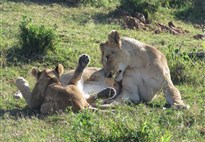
[[111, 10, 204, 40], [154, 22, 189, 35], [193, 34, 205, 40], [119, 11, 150, 30], [200, 127, 205, 135]]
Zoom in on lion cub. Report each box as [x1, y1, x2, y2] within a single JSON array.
[[16, 55, 115, 114]]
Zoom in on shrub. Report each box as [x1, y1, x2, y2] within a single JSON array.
[[19, 17, 57, 58], [192, 0, 205, 20], [118, 0, 197, 20], [174, 0, 205, 23], [119, 0, 160, 18], [160, 0, 192, 8]]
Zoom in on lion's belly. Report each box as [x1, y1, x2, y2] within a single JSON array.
[[77, 80, 111, 99], [123, 69, 164, 102]]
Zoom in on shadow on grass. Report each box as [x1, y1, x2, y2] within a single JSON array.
[[174, 3, 205, 24], [124, 100, 166, 110], [145, 103, 165, 109], [0, 107, 43, 119], [6, 47, 33, 66], [7, 0, 76, 7], [92, 1, 205, 25], [91, 9, 122, 25], [5, 46, 46, 67], [5, 46, 62, 67], [7, 0, 122, 26], [97, 132, 142, 142]]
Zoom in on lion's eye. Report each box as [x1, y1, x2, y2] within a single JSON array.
[[111, 51, 115, 54]]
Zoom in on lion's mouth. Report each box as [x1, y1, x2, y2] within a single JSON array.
[[106, 70, 122, 80], [106, 72, 114, 78]]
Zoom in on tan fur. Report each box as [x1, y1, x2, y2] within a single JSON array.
[[16, 55, 116, 114], [100, 30, 189, 109]]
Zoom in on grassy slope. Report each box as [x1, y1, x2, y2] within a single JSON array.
[[0, 1, 205, 141]]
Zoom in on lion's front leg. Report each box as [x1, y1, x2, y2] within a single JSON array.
[[15, 77, 32, 106], [68, 54, 90, 85], [113, 84, 141, 105], [118, 89, 141, 104]]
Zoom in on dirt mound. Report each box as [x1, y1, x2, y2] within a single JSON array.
[[119, 11, 150, 30], [193, 34, 205, 40], [113, 10, 204, 40], [154, 22, 189, 35]]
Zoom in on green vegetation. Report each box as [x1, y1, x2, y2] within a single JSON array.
[[0, 0, 205, 141], [19, 16, 57, 58], [119, 0, 160, 18], [119, 0, 204, 22], [166, 46, 205, 85]]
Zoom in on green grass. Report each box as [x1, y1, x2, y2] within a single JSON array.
[[0, 1, 205, 141]]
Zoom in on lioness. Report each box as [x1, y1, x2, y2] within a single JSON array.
[[100, 30, 189, 109], [15, 54, 116, 114]]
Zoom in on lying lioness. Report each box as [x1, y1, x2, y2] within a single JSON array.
[[99, 30, 189, 109], [15, 54, 116, 114]]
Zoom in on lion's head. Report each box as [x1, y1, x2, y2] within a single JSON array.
[[100, 30, 129, 81], [31, 64, 64, 105], [32, 64, 64, 84]]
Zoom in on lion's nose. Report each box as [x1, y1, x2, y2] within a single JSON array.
[[107, 70, 115, 78], [104, 69, 114, 78], [107, 72, 113, 78]]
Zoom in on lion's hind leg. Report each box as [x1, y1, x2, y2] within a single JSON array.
[[86, 87, 116, 104], [68, 54, 90, 85], [162, 77, 189, 109], [15, 77, 32, 106]]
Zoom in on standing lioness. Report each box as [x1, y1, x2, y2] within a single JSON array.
[[100, 30, 189, 109]]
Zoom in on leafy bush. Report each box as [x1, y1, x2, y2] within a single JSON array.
[[192, 0, 205, 20], [160, 0, 192, 8], [19, 17, 57, 58], [119, 0, 160, 18], [118, 0, 197, 19], [174, 0, 205, 23]]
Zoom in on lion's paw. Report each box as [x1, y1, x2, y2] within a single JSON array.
[[15, 77, 29, 90], [79, 54, 90, 68], [172, 103, 190, 110], [14, 90, 23, 99]]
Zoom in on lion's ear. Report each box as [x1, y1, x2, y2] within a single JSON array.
[[31, 67, 39, 78], [55, 64, 64, 76], [100, 43, 105, 53], [108, 30, 121, 48]]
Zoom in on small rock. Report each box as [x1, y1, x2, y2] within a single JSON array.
[[193, 34, 205, 40], [200, 127, 205, 135], [154, 29, 161, 34], [123, 16, 140, 29], [134, 12, 146, 24]]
